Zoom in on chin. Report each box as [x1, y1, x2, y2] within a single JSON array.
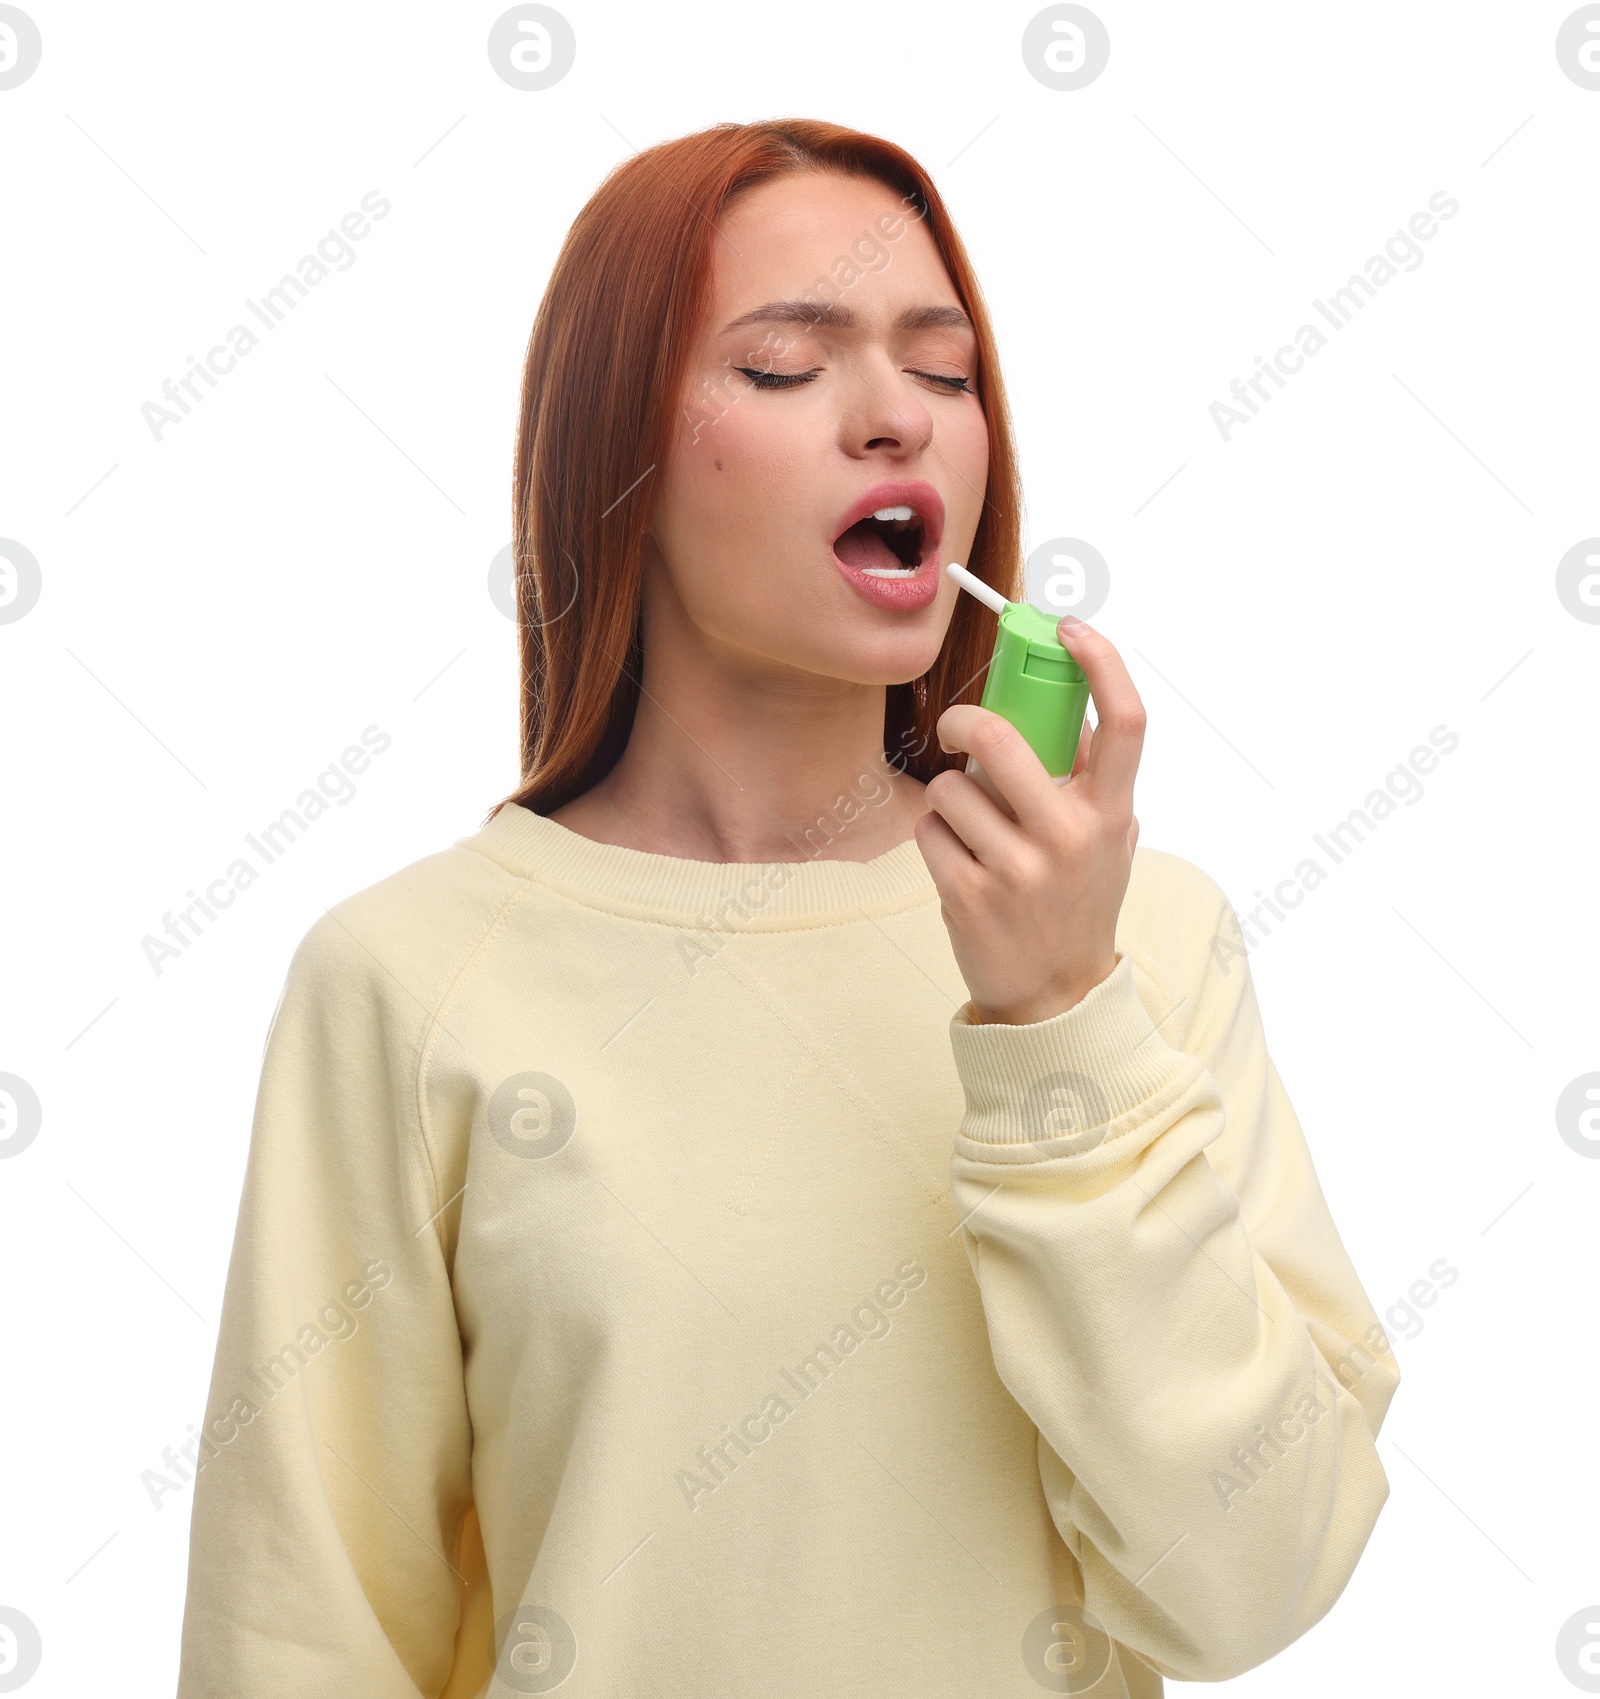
[[816, 623, 947, 688]]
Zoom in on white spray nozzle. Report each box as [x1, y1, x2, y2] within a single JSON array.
[[945, 560, 1010, 616]]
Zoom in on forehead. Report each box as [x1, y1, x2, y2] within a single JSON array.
[[706, 170, 961, 326]]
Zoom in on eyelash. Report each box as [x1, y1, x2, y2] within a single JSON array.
[[734, 366, 975, 395]]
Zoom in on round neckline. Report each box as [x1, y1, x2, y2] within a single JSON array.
[[463, 802, 939, 931]]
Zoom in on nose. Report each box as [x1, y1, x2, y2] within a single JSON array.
[[839, 354, 936, 460]]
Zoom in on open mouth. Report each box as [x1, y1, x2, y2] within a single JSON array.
[[833, 504, 928, 577]]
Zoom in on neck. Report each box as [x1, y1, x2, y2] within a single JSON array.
[[551, 616, 929, 867]]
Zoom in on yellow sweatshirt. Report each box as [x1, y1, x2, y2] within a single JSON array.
[[175, 801, 1398, 1697]]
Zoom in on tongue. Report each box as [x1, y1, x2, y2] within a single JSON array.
[[834, 519, 902, 571]]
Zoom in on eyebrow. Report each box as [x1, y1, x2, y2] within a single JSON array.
[[720, 300, 973, 335]]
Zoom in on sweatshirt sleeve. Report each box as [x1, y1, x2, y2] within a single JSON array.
[[175, 908, 478, 1697], [945, 865, 1399, 1684]]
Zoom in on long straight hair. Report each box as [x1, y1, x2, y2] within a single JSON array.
[[486, 118, 1025, 824]]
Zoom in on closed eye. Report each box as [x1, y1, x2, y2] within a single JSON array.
[[733, 366, 976, 394], [734, 366, 815, 390]]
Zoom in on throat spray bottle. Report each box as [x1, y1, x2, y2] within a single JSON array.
[[944, 561, 1090, 817]]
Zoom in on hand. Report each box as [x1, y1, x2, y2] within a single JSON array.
[[913, 615, 1145, 1026]]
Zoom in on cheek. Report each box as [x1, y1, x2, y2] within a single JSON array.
[[670, 391, 813, 537], [704, 387, 808, 473], [946, 408, 990, 535], [656, 419, 810, 644], [953, 406, 989, 478]]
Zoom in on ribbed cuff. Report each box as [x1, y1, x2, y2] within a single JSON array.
[[947, 952, 1194, 1149]]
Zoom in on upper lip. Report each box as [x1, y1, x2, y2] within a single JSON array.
[[830, 479, 945, 566]]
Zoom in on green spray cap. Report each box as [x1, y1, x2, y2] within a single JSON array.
[[946, 562, 1091, 779]]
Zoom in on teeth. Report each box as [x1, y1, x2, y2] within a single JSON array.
[[861, 565, 921, 577], [872, 505, 916, 524]]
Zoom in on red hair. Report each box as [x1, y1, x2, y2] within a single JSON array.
[[487, 118, 1024, 822]]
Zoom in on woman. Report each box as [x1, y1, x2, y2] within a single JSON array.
[[176, 120, 1398, 1697]]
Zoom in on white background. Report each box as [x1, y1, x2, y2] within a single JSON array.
[[1, 1, 1596, 1693]]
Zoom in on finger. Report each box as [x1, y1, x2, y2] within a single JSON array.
[[936, 703, 1061, 837], [1056, 617, 1145, 808], [1068, 709, 1095, 780], [913, 803, 983, 892], [921, 766, 1023, 868]]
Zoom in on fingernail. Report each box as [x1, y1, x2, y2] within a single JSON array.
[[1059, 615, 1089, 635]]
